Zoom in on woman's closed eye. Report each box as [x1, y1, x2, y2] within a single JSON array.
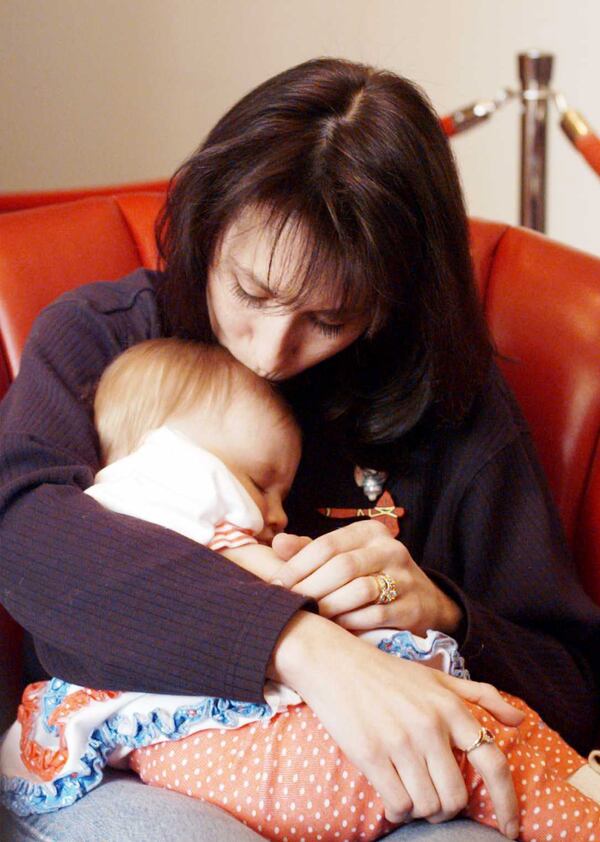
[[229, 276, 269, 308], [229, 277, 346, 338], [307, 315, 344, 338]]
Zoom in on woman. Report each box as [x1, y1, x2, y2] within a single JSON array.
[[0, 58, 598, 842]]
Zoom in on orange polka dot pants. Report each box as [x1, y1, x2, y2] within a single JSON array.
[[129, 692, 600, 842]]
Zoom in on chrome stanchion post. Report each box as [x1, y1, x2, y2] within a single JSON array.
[[518, 50, 554, 232]]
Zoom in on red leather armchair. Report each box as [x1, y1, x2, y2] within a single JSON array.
[[0, 194, 599, 732]]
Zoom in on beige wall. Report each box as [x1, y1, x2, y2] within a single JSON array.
[[1, 0, 598, 253]]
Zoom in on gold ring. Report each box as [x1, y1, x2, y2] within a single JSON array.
[[374, 573, 399, 605], [465, 727, 495, 754]]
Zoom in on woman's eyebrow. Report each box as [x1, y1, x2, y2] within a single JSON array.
[[230, 258, 270, 291], [230, 257, 359, 319]]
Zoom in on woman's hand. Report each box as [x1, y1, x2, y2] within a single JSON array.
[[268, 611, 522, 838], [271, 522, 462, 637]]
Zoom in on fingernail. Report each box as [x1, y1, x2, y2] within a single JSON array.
[[505, 819, 519, 839], [271, 579, 284, 587]]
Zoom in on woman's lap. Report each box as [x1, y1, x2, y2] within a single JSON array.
[[0, 769, 506, 842], [385, 822, 505, 840], [0, 769, 265, 842]]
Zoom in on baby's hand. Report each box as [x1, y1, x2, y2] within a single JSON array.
[[221, 543, 288, 582]]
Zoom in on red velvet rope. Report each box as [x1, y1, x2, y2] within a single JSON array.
[[574, 132, 600, 178], [440, 115, 457, 137], [0, 103, 596, 213]]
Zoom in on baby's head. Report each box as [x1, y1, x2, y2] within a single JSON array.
[[94, 338, 302, 542]]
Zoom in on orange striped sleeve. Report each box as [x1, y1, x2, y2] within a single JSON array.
[[208, 521, 258, 552]]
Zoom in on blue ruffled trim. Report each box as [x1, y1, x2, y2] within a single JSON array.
[[0, 694, 273, 816], [41, 678, 70, 735], [377, 630, 470, 679], [1, 631, 467, 816]]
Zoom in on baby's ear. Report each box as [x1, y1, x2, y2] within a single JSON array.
[[271, 533, 312, 561]]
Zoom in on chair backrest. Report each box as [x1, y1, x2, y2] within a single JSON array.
[[0, 193, 163, 388], [0, 195, 598, 601], [472, 221, 600, 603], [0, 179, 170, 214], [0, 193, 164, 727]]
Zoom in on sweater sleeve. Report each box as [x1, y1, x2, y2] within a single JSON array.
[[429, 432, 600, 755], [0, 298, 315, 703]]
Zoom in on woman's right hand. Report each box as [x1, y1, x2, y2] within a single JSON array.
[[268, 611, 523, 839]]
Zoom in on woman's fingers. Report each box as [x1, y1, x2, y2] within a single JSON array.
[[391, 752, 441, 821], [423, 747, 469, 823], [270, 533, 311, 561], [463, 736, 519, 839], [445, 675, 525, 727], [271, 525, 457, 638], [443, 673, 523, 835], [445, 696, 519, 838], [289, 620, 518, 835], [366, 759, 413, 824], [329, 602, 395, 629], [269, 520, 390, 589], [289, 546, 386, 600], [316, 574, 382, 617]]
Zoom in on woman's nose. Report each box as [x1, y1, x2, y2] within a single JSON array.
[[251, 315, 298, 378]]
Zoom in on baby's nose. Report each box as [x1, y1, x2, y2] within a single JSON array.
[[265, 494, 288, 537], [256, 497, 288, 545], [268, 498, 288, 535]]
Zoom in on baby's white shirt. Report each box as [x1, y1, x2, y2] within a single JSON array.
[[84, 426, 264, 546]]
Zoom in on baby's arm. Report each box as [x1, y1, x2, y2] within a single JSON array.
[[221, 544, 286, 583]]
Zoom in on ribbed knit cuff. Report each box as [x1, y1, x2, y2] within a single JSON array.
[[224, 587, 318, 703]]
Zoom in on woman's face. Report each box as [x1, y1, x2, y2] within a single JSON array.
[[206, 207, 370, 381]]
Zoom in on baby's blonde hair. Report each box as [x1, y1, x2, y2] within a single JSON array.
[[94, 339, 295, 465]]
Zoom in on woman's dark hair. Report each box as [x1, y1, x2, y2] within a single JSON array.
[[156, 57, 493, 470]]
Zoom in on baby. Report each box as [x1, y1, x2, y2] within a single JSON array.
[[1, 339, 598, 842]]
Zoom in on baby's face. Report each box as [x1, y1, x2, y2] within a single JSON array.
[[173, 389, 301, 545]]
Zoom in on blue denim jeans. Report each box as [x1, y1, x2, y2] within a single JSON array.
[[0, 769, 506, 842]]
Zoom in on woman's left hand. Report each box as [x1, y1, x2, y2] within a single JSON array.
[[271, 522, 462, 636]]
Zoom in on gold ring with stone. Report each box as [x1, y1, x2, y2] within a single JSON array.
[[465, 727, 495, 754], [374, 572, 399, 605]]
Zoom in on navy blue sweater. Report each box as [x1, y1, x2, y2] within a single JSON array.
[[0, 269, 598, 754]]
